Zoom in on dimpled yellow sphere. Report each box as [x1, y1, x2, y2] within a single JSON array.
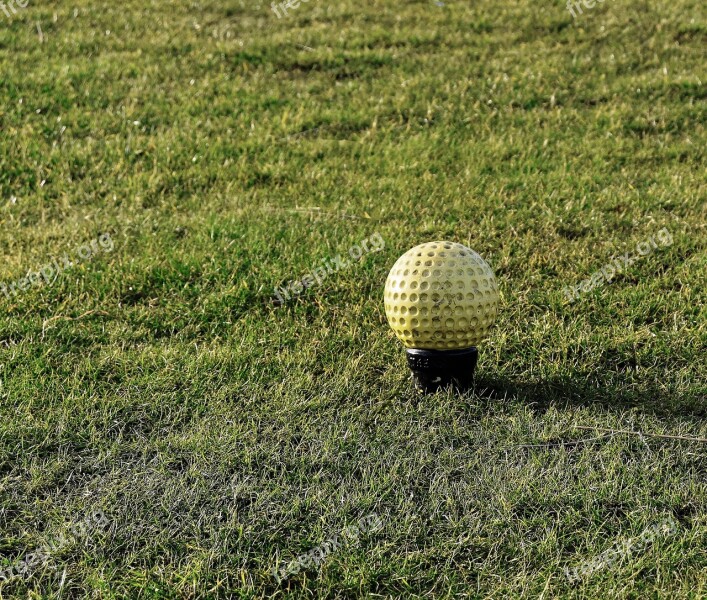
[[384, 241, 499, 350]]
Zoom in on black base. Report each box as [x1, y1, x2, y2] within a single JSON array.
[[405, 347, 478, 393]]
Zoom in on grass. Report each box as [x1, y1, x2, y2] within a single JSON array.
[[0, 0, 705, 597]]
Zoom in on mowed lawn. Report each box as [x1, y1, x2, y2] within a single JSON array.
[[1, 0, 705, 597]]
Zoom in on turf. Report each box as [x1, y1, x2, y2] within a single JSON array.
[[0, 0, 706, 597]]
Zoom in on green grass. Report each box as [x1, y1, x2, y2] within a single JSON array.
[[1, 0, 706, 597]]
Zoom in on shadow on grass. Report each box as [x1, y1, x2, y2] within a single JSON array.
[[473, 375, 706, 419]]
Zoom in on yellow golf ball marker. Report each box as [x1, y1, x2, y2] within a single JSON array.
[[384, 241, 499, 350]]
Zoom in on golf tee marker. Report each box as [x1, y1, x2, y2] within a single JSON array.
[[384, 241, 499, 392]]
